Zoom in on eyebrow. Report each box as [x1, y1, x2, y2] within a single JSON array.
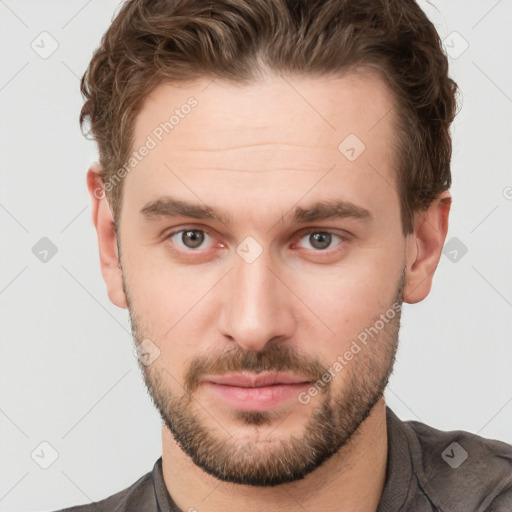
[[140, 196, 372, 225]]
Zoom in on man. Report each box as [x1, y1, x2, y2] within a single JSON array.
[[56, 0, 512, 510]]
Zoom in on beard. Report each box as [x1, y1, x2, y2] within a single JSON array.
[[124, 268, 405, 487]]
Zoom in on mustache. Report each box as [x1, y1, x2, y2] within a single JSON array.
[[184, 341, 329, 394]]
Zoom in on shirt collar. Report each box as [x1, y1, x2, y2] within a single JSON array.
[[377, 406, 420, 511]]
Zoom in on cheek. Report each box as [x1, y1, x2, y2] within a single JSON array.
[[123, 237, 204, 309], [291, 250, 403, 351], [123, 251, 221, 365]]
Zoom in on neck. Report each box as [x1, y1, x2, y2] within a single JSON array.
[[161, 398, 388, 512]]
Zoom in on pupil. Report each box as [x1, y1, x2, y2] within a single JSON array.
[[311, 232, 331, 249], [183, 230, 204, 248]]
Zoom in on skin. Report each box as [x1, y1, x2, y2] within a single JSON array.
[[87, 71, 451, 511]]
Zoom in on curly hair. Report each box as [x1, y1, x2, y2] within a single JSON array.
[[80, 0, 459, 234]]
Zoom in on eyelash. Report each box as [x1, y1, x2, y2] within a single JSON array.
[[165, 227, 347, 253]]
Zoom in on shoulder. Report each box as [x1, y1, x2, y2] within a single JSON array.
[[404, 417, 512, 511], [51, 469, 156, 512]]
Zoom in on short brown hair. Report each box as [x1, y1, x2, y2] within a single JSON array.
[[80, 0, 459, 234]]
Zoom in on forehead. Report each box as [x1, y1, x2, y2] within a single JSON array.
[[123, 71, 400, 232], [134, 70, 396, 155]]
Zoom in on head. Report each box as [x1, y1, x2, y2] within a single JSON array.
[[83, 0, 457, 486]]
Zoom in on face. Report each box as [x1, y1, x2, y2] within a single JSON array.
[[116, 71, 409, 486]]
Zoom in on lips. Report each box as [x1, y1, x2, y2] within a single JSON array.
[[204, 372, 312, 388], [201, 372, 315, 411]]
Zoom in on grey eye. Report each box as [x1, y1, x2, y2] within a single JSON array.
[[295, 231, 344, 252], [181, 230, 205, 249], [169, 229, 209, 249], [308, 232, 332, 250]]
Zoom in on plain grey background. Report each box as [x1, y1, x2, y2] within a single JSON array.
[[0, 1, 511, 511]]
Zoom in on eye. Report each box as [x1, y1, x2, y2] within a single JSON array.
[[167, 229, 215, 250], [165, 227, 346, 254], [295, 230, 345, 251]]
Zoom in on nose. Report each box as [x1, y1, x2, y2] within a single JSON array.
[[217, 248, 296, 352]]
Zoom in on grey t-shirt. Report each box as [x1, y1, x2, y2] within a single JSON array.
[[53, 407, 512, 511]]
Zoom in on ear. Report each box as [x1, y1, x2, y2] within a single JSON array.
[[403, 191, 452, 304], [87, 164, 127, 309]]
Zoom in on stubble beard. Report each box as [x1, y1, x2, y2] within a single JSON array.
[[125, 270, 405, 487]]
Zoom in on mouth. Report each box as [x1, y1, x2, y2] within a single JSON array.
[[202, 372, 313, 412], [205, 372, 312, 387]]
